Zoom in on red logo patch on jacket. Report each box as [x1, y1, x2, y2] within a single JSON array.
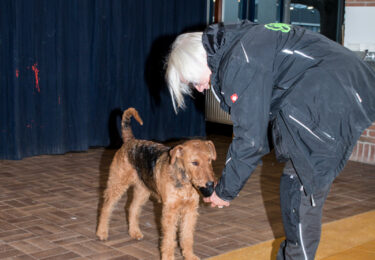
[[231, 93, 238, 103]]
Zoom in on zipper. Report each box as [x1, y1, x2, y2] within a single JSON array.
[[288, 115, 324, 142]]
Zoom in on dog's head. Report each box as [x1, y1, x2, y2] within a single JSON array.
[[169, 140, 217, 197]]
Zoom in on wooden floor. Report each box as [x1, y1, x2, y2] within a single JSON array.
[[1, 123, 375, 259]]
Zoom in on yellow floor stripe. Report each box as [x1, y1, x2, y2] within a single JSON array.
[[208, 210, 375, 260], [322, 240, 375, 260]]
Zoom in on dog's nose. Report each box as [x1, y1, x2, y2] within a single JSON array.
[[199, 181, 215, 197]]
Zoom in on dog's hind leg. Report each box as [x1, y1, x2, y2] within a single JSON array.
[[128, 181, 150, 240], [96, 175, 131, 241], [180, 202, 200, 260]]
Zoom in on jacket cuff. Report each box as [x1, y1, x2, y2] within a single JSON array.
[[214, 181, 235, 202]]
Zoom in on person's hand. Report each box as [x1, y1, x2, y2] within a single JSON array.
[[203, 191, 230, 208]]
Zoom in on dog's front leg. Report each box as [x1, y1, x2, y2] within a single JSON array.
[[180, 202, 200, 260], [161, 204, 179, 260]]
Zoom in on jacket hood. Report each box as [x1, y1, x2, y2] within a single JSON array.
[[203, 21, 255, 69], [202, 23, 226, 59], [202, 21, 256, 112], [202, 23, 228, 112]]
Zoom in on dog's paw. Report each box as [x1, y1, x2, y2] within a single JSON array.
[[185, 255, 200, 260], [96, 230, 109, 241], [129, 229, 144, 240]]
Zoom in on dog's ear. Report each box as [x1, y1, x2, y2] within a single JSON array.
[[170, 145, 183, 164], [206, 140, 217, 161]]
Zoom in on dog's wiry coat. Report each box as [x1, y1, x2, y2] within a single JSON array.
[[96, 108, 217, 260]]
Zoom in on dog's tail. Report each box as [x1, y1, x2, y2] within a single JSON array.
[[121, 108, 143, 143]]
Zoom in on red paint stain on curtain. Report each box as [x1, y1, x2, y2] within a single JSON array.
[[31, 63, 40, 92]]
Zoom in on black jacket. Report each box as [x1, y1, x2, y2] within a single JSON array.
[[203, 21, 375, 200]]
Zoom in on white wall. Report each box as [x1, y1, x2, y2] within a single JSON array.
[[344, 7, 375, 51]]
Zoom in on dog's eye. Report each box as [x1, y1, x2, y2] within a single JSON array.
[[191, 161, 199, 166]]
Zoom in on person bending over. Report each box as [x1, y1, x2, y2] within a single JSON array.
[[165, 21, 375, 260]]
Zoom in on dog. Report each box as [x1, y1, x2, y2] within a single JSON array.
[[96, 108, 217, 260]]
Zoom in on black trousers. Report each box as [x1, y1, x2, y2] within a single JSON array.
[[277, 161, 331, 260]]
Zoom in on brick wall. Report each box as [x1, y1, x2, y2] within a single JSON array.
[[349, 123, 375, 164], [346, 0, 375, 6]]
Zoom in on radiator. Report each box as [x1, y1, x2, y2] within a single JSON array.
[[205, 88, 232, 125]]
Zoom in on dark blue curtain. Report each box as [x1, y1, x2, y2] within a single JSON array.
[[0, 0, 207, 159]]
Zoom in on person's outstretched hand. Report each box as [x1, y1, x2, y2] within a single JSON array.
[[203, 191, 230, 208]]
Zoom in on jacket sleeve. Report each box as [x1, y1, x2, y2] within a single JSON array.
[[215, 68, 274, 201]]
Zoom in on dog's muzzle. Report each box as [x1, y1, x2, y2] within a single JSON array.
[[199, 181, 214, 197]]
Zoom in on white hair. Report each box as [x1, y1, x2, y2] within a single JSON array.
[[165, 32, 207, 113]]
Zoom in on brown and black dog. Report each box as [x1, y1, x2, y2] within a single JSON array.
[[96, 108, 217, 260]]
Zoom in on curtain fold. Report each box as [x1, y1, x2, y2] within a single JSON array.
[[0, 0, 207, 159]]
